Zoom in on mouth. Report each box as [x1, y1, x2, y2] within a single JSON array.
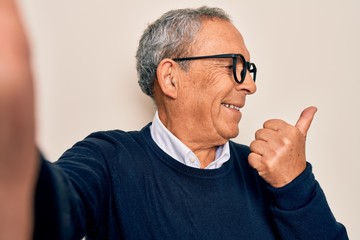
[[221, 103, 242, 112]]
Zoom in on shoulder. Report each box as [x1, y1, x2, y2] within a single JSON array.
[[59, 124, 153, 161], [85, 123, 151, 148]]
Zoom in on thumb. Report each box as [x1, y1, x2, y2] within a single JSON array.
[[295, 106, 318, 137]]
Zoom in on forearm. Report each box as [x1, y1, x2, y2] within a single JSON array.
[[268, 163, 348, 239]]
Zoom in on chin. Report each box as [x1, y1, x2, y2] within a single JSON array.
[[222, 127, 240, 141], [214, 119, 240, 141], [229, 131, 239, 140]]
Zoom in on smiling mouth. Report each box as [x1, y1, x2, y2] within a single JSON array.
[[221, 103, 241, 112]]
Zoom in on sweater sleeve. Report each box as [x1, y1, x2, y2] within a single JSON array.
[[33, 137, 111, 239], [33, 157, 86, 240], [266, 163, 348, 240]]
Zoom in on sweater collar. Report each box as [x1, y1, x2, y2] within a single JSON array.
[[150, 111, 230, 169]]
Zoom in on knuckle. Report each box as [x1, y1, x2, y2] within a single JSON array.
[[248, 152, 256, 163], [249, 140, 257, 150], [263, 119, 274, 128], [248, 153, 260, 169], [280, 135, 292, 146], [266, 148, 277, 159], [264, 119, 286, 129], [254, 129, 263, 139]]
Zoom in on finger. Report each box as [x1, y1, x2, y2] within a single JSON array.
[[249, 139, 268, 156], [248, 152, 263, 171], [295, 106, 317, 137], [263, 119, 287, 131], [255, 128, 277, 141]]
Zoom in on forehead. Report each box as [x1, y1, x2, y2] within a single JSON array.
[[192, 19, 250, 59]]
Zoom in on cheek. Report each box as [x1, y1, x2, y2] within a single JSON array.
[[187, 68, 234, 116]]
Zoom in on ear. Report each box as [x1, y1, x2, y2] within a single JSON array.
[[156, 58, 178, 99]]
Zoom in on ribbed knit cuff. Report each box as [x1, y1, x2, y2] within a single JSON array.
[[266, 162, 317, 210]]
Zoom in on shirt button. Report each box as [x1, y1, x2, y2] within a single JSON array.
[[189, 158, 195, 163]]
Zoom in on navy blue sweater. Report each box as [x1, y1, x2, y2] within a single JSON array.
[[34, 124, 348, 239]]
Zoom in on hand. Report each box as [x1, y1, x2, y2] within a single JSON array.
[[248, 107, 317, 188], [0, 0, 38, 239]]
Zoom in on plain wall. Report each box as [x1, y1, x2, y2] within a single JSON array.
[[19, 0, 360, 238]]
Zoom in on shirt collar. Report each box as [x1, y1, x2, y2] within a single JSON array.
[[150, 111, 230, 169]]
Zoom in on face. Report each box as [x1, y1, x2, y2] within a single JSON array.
[[175, 19, 257, 147]]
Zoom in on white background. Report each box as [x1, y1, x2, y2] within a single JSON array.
[[19, 0, 359, 238]]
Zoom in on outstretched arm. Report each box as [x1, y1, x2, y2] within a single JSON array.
[[0, 0, 38, 239]]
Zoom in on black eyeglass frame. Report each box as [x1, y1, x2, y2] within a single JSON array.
[[172, 53, 257, 84]]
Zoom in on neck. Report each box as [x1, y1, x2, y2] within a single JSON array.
[[193, 148, 217, 169], [157, 109, 219, 168]]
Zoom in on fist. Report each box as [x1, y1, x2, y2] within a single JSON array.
[[248, 107, 317, 188]]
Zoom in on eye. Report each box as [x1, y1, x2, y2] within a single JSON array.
[[224, 66, 234, 76]]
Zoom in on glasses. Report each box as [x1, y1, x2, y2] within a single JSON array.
[[172, 53, 257, 84]]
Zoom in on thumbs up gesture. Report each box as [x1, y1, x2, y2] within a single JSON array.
[[248, 107, 317, 188]]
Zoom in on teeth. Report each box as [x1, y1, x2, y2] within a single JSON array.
[[222, 103, 240, 111]]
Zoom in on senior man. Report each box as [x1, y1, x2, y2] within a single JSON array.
[[0, 2, 348, 239]]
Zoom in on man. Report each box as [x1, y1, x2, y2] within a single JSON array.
[[0, 2, 348, 239]]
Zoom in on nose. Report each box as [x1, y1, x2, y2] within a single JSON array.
[[235, 73, 257, 95]]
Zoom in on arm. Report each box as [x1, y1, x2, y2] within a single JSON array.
[[0, 0, 38, 239], [0, 2, 111, 239], [33, 137, 111, 239], [266, 162, 348, 239], [33, 156, 87, 240], [249, 107, 348, 239]]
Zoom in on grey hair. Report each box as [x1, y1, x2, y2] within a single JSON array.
[[136, 6, 231, 97]]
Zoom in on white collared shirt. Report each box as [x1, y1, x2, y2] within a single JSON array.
[[150, 111, 230, 169]]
